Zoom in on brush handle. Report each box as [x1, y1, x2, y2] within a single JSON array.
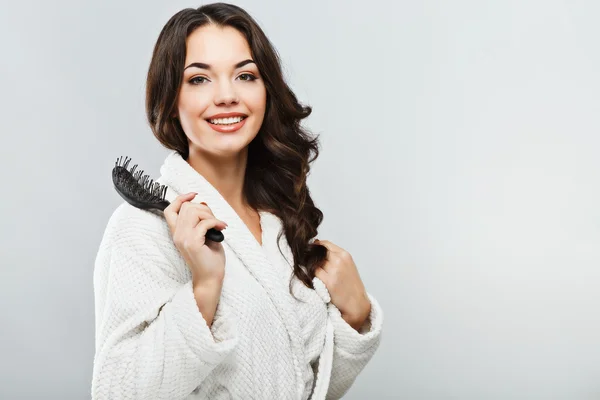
[[205, 228, 225, 242]]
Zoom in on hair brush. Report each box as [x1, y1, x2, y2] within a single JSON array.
[[111, 155, 225, 243]]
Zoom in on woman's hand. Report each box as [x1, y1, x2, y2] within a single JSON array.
[[164, 192, 229, 285], [314, 239, 371, 331]]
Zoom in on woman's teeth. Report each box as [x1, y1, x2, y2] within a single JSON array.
[[208, 116, 245, 125]]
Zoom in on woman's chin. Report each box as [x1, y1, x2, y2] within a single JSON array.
[[210, 139, 253, 156]]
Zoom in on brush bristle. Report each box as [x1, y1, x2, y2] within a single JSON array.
[[112, 156, 167, 203]]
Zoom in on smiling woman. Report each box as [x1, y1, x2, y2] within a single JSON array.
[[92, 2, 383, 400], [175, 26, 267, 147]]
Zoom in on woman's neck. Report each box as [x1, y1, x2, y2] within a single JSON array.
[[186, 146, 251, 212]]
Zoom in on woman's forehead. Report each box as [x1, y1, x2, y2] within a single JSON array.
[[185, 25, 252, 64]]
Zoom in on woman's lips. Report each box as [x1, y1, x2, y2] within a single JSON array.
[[206, 117, 247, 133]]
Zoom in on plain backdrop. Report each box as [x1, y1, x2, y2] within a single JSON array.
[[1, 0, 599, 399]]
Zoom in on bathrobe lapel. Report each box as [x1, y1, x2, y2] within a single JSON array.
[[157, 151, 308, 400]]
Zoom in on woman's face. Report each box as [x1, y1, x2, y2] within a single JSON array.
[[176, 24, 267, 159]]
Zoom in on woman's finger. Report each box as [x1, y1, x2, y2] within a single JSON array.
[[164, 192, 197, 235], [177, 202, 227, 233], [192, 218, 228, 243], [315, 239, 344, 254], [314, 267, 330, 286]]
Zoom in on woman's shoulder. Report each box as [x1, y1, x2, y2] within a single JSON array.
[[95, 201, 187, 281], [99, 201, 172, 250]]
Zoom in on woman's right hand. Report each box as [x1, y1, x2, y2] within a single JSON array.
[[164, 192, 228, 284]]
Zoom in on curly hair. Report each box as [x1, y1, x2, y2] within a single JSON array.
[[145, 2, 328, 293]]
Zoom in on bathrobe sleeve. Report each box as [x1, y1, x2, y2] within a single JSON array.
[[325, 292, 384, 400], [91, 204, 239, 400]]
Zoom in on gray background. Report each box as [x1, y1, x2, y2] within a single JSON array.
[[1, 0, 599, 399]]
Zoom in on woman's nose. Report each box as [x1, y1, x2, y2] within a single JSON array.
[[213, 81, 239, 106]]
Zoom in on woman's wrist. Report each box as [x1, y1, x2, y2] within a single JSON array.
[[341, 301, 372, 332], [192, 274, 223, 290], [192, 277, 223, 327]]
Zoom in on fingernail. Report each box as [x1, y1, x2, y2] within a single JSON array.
[[200, 202, 207, 205]]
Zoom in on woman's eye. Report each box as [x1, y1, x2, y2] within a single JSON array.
[[238, 73, 257, 81], [189, 76, 208, 85], [189, 74, 256, 85]]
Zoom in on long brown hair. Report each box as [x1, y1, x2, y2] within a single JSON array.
[[145, 2, 327, 292]]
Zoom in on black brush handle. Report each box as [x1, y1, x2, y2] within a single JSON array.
[[203, 227, 225, 242], [204, 228, 225, 242]]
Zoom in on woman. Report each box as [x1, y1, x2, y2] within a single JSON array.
[[92, 3, 383, 399]]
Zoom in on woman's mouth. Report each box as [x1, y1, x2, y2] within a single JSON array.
[[206, 116, 248, 133]]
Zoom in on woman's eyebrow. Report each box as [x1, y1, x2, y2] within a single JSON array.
[[184, 59, 255, 71]]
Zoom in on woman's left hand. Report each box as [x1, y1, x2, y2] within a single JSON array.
[[314, 239, 371, 331]]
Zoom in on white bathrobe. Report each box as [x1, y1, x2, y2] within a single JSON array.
[[92, 150, 383, 399]]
